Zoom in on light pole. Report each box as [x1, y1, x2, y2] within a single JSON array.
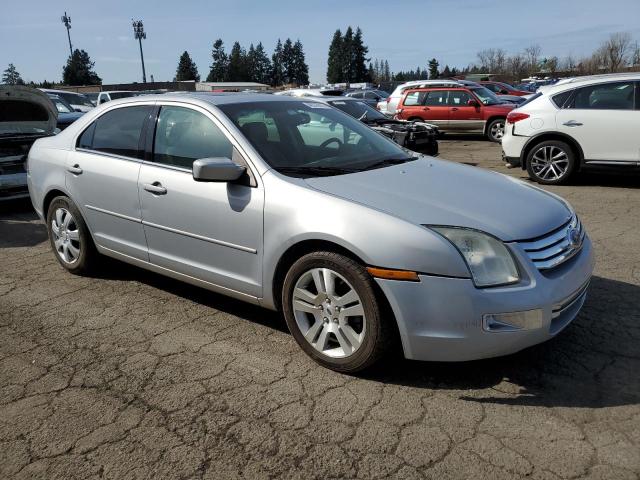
[[61, 12, 73, 57], [132, 20, 147, 83]]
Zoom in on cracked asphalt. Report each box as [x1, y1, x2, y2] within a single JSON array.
[[1, 138, 639, 479]]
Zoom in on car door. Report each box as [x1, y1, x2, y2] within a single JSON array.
[[556, 80, 639, 162], [138, 103, 264, 298], [447, 89, 484, 132], [66, 103, 152, 261]]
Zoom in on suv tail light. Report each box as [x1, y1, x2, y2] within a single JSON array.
[[506, 112, 530, 124]]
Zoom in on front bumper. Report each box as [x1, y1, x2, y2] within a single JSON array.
[[0, 172, 29, 200], [376, 235, 595, 361]]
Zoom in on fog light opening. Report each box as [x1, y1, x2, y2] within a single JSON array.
[[483, 309, 543, 332]]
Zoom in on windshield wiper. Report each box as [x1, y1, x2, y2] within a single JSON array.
[[274, 166, 359, 177], [359, 156, 418, 171]]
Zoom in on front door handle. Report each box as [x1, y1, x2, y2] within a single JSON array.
[[143, 182, 167, 195], [422, 107, 430, 111], [67, 164, 83, 175], [563, 120, 583, 127], [450, 107, 459, 111]]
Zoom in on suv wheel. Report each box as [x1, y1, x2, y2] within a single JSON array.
[[46, 196, 98, 274], [526, 140, 575, 185], [281, 252, 392, 373], [486, 118, 505, 142]]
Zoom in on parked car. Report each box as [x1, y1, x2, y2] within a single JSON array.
[[502, 73, 640, 185], [345, 89, 389, 107], [480, 81, 532, 97], [310, 96, 438, 155], [83, 92, 99, 106], [395, 84, 515, 141], [39, 89, 94, 112], [96, 91, 138, 105], [47, 95, 84, 131], [27, 93, 593, 372], [378, 79, 474, 116], [1, 85, 57, 201]]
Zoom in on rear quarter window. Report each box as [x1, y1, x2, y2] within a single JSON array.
[[551, 90, 573, 108]]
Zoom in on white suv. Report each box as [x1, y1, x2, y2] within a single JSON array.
[[502, 73, 640, 184]]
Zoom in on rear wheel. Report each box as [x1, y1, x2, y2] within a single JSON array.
[[281, 252, 392, 373], [526, 140, 575, 185], [46, 196, 98, 274], [486, 118, 506, 142]]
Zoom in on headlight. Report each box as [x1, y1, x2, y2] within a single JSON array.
[[429, 227, 520, 287]]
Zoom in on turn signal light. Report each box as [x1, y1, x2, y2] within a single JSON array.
[[506, 112, 530, 124], [367, 267, 420, 282]]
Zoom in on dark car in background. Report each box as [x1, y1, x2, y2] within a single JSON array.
[[480, 81, 532, 97], [345, 89, 389, 107], [311, 96, 438, 155], [47, 94, 84, 131], [0, 86, 57, 201]]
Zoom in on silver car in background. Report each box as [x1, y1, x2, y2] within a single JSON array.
[[27, 93, 594, 372]]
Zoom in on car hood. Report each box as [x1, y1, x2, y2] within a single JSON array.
[[304, 158, 571, 241], [0, 85, 57, 136]]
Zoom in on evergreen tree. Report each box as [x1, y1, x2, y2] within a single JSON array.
[[253, 42, 272, 85], [246, 44, 257, 82], [270, 39, 285, 86], [282, 38, 295, 84], [62, 49, 101, 85], [2, 63, 23, 84], [428, 58, 440, 79], [342, 27, 354, 82], [450, 67, 459, 77], [175, 51, 200, 81], [383, 60, 391, 82], [227, 42, 247, 81], [372, 59, 380, 82], [352, 27, 370, 82], [206, 39, 228, 82], [441, 65, 452, 78], [291, 40, 309, 86], [368, 62, 376, 83], [326, 29, 343, 83]]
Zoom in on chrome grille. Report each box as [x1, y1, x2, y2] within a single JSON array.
[[519, 215, 585, 270]]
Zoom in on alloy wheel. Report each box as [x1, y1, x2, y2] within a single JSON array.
[[490, 121, 505, 140], [291, 267, 366, 358], [51, 208, 81, 264], [530, 145, 569, 181]]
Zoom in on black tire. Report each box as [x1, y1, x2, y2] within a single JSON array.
[[46, 196, 98, 275], [525, 140, 576, 185], [281, 251, 394, 373], [486, 118, 506, 142], [425, 139, 439, 156]]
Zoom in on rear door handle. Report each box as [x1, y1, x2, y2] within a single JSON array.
[[67, 164, 83, 175], [563, 120, 583, 127], [450, 107, 459, 111], [422, 107, 430, 111], [143, 182, 167, 195]]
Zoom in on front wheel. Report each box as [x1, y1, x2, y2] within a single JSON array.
[[526, 140, 575, 185], [486, 118, 505, 142], [281, 252, 393, 373]]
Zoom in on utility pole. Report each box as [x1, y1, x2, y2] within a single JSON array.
[[61, 12, 73, 57], [132, 20, 147, 83]]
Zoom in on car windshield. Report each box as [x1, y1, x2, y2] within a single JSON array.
[[470, 87, 503, 105], [327, 100, 388, 122], [60, 92, 93, 107], [218, 100, 415, 177], [52, 98, 73, 113]]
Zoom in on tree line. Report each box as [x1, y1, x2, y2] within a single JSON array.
[[177, 38, 309, 86]]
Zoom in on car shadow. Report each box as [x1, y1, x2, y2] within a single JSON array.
[[362, 275, 640, 409], [0, 200, 47, 248]]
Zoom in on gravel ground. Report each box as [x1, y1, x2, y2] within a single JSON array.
[[1, 138, 639, 479]]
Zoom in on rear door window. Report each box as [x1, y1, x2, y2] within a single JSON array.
[[570, 82, 635, 110], [424, 91, 448, 106], [80, 105, 151, 158]]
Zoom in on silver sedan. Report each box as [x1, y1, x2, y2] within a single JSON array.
[[26, 93, 594, 372]]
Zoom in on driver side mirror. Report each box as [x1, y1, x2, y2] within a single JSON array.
[[192, 157, 246, 182], [500, 89, 509, 95], [467, 99, 480, 107]]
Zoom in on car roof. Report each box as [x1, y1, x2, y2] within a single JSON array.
[[540, 73, 640, 95], [303, 96, 362, 104], [39, 88, 86, 96], [101, 90, 136, 94], [102, 92, 310, 107]]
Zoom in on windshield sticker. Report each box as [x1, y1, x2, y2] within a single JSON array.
[[332, 101, 346, 105], [303, 102, 331, 109]]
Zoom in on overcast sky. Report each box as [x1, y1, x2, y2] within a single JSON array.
[[3, 0, 640, 85]]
